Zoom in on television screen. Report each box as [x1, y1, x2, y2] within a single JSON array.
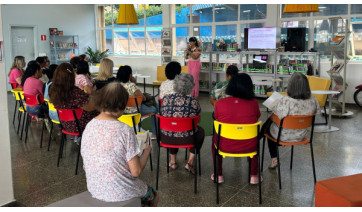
[[248, 27, 277, 49]]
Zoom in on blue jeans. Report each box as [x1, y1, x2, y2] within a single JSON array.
[[26, 104, 48, 118], [49, 110, 59, 122], [140, 103, 158, 135]]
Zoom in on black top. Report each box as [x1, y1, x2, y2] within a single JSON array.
[[94, 77, 116, 90]]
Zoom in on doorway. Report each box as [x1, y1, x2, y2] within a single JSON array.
[[10, 26, 37, 65]]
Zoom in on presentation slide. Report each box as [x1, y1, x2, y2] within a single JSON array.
[[248, 28, 277, 49]]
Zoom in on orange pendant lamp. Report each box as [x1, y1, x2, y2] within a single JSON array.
[[116, 4, 139, 25], [283, 4, 319, 13]]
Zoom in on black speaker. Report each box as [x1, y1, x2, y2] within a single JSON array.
[[286, 28, 306, 52], [244, 28, 248, 49]]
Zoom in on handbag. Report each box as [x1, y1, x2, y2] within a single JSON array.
[[143, 93, 156, 107]]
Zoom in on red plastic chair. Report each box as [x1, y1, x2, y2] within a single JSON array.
[[155, 115, 201, 194], [261, 113, 317, 189], [55, 107, 83, 175], [10, 83, 18, 89], [22, 93, 46, 146]]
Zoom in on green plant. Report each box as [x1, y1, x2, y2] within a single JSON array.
[[85, 47, 109, 64]]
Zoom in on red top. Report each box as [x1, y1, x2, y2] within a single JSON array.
[[9, 68, 23, 88], [213, 97, 261, 153], [23, 77, 44, 95]]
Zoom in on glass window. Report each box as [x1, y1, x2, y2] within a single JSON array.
[[98, 5, 113, 28], [175, 4, 190, 24], [146, 4, 163, 26], [99, 29, 112, 54], [114, 29, 129, 56], [351, 18, 362, 59], [129, 28, 145, 56], [215, 4, 238, 22], [313, 4, 348, 16], [216, 25, 237, 42], [241, 23, 265, 49], [240, 4, 267, 20], [314, 19, 331, 57], [351, 5, 362, 15], [192, 4, 213, 23], [193, 26, 212, 52], [173, 27, 188, 56], [281, 4, 310, 18], [146, 27, 162, 56], [280, 21, 309, 51]]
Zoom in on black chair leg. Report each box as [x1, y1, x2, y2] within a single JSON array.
[[214, 148, 217, 183], [40, 121, 45, 148], [216, 150, 219, 204], [261, 137, 266, 171], [57, 134, 64, 167], [276, 145, 282, 190], [290, 146, 294, 170], [60, 134, 67, 158], [156, 145, 160, 190], [166, 148, 169, 173], [185, 148, 188, 160], [13, 100, 18, 125], [17, 112, 22, 134], [324, 106, 328, 125], [75, 141, 81, 175], [47, 122, 54, 151], [20, 112, 27, 140], [198, 151, 201, 176], [194, 151, 198, 194], [310, 143, 317, 184], [25, 115, 30, 144], [257, 152, 262, 204]]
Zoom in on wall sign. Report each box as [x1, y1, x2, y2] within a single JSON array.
[[41, 35, 46, 41]]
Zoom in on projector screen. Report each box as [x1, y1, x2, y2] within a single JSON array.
[[248, 27, 277, 49]]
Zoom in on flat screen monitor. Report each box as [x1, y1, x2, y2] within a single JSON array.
[[253, 54, 268, 63], [248, 27, 277, 49]]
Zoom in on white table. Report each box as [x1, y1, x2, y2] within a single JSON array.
[[312, 90, 340, 133], [89, 66, 118, 74], [137, 75, 150, 92]]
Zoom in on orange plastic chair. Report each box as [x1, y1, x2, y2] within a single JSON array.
[[155, 115, 201, 194], [261, 113, 317, 189], [23, 93, 46, 146], [55, 107, 83, 175]]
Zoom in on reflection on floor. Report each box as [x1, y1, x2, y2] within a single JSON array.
[[8, 88, 362, 207]]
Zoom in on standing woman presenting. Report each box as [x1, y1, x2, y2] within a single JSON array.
[[185, 37, 201, 98]]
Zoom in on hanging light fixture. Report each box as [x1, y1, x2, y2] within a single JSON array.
[[116, 4, 139, 25], [283, 4, 319, 13]]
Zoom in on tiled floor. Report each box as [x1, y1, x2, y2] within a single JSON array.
[[7, 87, 362, 207]]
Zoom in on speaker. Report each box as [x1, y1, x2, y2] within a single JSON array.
[[244, 28, 249, 49], [286, 28, 306, 52]]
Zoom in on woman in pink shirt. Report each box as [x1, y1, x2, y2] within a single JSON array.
[[75, 60, 94, 94], [22, 62, 48, 118], [8, 56, 26, 88]]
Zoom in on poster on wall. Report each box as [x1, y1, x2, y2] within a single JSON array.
[[0, 41, 3, 62]]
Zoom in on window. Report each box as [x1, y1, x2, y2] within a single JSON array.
[[215, 4, 238, 22], [313, 4, 348, 17], [173, 27, 188, 56], [192, 4, 213, 23], [97, 4, 162, 56], [240, 4, 267, 20], [351, 5, 362, 15], [216, 25, 237, 41], [351, 18, 362, 59], [314, 19, 333, 57], [174, 4, 190, 24]]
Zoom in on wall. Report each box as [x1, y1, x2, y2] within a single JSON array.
[[2, 4, 97, 90], [0, 4, 16, 206]]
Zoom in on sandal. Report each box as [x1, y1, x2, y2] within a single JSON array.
[[185, 163, 195, 175], [168, 162, 178, 170]]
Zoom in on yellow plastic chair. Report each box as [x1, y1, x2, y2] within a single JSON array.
[[45, 100, 60, 151], [213, 120, 262, 204], [11, 90, 27, 138], [10, 88, 23, 127], [118, 113, 152, 171], [152, 65, 188, 97]]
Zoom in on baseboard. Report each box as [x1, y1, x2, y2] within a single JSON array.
[[2, 201, 25, 207]]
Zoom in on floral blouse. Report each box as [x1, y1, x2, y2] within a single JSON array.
[[210, 81, 229, 100], [160, 94, 201, 137], [81, 119, 147, 202], [75, 74, 93, 90], [269, 95, 320, 142], [159, 79, 175, 99], [121, 81, 139, 114]]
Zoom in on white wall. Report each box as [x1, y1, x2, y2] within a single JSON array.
[[2, 4, 97, 90], [0, 4, 15, 206]]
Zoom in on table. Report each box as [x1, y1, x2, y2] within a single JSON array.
[[137, 75, 150, 92], [311, 90, 340, 133], [89, 66, 118, 74]]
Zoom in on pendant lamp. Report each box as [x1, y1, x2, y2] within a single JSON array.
[[283, 4, 319, 13], [116, 4, 139, 25]]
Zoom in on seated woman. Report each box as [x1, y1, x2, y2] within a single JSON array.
[[94, 58, 116, 90], [160, 73, 205, 174], [36, 56, 49, 83], [210, 65, 239, 104], [266, 73, 319, 168], [22, 62, 49, 119], [117, 65, 158, 138], [81, 82, 158, 206], [159, 61, 181, 99], [49, 63, 99, 134], [75, 60, 94, 94], [211, 73, 261, 184], [44, 64, 59, 122], [8, 56, 26, 89]]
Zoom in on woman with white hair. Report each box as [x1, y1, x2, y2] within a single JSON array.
[[160, 73, 205, 174]]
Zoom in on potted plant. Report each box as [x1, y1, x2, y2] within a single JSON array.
[[85, 46, 109, 65]]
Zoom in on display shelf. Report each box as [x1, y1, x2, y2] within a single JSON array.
[[161, 28, 172, 65], [49, 34, 79, 64]]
